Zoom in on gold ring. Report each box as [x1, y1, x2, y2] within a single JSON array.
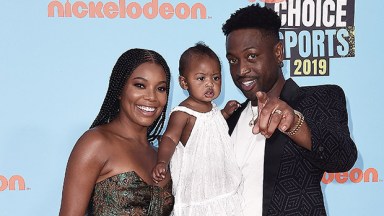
[[273, 109, 282, 115]]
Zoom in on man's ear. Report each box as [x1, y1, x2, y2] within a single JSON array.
[[179, 76, 188, 90], [274, 41, 284, 63]]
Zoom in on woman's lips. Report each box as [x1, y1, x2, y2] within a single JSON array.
[[137, 105, 157, 116]]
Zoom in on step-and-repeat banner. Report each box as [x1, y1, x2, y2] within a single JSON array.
[[1, 0, 383, 215]]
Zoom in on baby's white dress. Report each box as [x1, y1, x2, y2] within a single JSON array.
[[169, 103, 243, 216]]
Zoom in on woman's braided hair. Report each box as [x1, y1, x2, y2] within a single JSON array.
[[90, 48, 171, 142]]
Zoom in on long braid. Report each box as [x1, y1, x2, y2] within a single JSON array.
[[144, 50, 171, 142], [90, 48, 171, 142]]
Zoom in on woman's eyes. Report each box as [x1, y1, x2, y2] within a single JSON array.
[[134, 83, 145, 89], [157, 86, 167, 92], [134, 83, 166, 92]]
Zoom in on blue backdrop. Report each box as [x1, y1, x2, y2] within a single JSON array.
[[1, 0, 383, 215]]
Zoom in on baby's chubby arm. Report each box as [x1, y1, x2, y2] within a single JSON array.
[[152, 111, 189, 184]]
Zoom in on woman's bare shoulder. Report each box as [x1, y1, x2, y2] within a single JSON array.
[[77, 127, 110, 146], [69, 127, 113, 163]]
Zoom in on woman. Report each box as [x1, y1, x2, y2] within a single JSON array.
[[59, 48, 174, 216]]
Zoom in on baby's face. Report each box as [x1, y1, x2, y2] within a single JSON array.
[[181, 57, 222, 103]]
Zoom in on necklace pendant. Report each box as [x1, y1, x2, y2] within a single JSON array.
[[249, 119, 254, 127]]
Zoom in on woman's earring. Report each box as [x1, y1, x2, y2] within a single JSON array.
[[279, 61, 284, 68]]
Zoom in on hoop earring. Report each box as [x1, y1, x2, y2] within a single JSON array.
[[279, 61, 284, 68]]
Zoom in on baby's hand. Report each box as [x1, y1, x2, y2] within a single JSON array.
[[223, 100, 240, 118], [152, 162, 167, 184]]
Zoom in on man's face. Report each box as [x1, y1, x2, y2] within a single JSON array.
[[225, 28, 282, 102]]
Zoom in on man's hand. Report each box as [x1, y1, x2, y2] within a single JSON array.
[[252, 91, 296, 138]]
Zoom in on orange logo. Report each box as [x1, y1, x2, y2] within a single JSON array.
[[0, 175, 26, 191], [249, 0, 285, 3], [322, 168, 379, 184], [260, 0, 285, 3], [48, 0, 207, 19]]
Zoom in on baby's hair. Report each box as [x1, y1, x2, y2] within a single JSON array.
[[90, 48, 171, 142], [179, 41, 221, 76], [222, 3, 281, 42]]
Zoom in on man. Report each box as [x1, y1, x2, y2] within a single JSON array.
[[222, 4, 357, 216]]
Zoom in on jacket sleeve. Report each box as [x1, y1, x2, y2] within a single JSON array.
[[297, 85, 357, 173]]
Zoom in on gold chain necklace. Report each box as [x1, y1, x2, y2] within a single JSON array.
[[249, 103, 257, 127]]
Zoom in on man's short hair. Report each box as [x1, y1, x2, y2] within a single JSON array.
[[222, 4, 281, 42]]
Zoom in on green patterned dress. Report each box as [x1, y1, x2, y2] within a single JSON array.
[[87, 171, 174, 216]]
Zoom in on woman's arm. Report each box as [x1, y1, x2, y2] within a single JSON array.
[[59, 131, 107, 216]]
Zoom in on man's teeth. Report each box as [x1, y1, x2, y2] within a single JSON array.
[[138, 106, 155, 112], [242, 80, 255, 86]]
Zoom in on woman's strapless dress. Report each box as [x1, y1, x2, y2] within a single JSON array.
[[87, 171, 174, 216]]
